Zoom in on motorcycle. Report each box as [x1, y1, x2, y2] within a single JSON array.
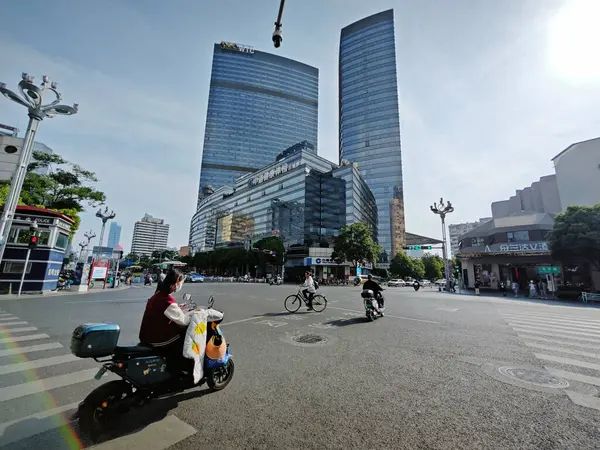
[[55, 276, 73, 291], [413, 280, 421, 291], [353, 277, 361, 287], [71, 293, 234, 441], [361, 288, 385, 321], [269, 278, 282, 286]]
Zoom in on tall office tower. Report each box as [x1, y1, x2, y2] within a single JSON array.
[[106, 222, 122, 249], [339, 10, 404, 262], [197, 41, 319, 205], [131, 214, 170, 256]]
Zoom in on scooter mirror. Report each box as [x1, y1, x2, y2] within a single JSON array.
[[208, 295, 215, 308], [183, 293, 192, 303]]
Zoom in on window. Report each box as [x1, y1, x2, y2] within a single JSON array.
[[471, 237, 485, 247], [3, 261, 32, 274], [55, 233, 69, 250], [9, 228, 51, 246], [507, 231, 529, 242]]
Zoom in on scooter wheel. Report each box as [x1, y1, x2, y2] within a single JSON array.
[[207, 358, 235, 391]]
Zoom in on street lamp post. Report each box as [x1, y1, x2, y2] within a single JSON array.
[[0, 73, 78, 265], [81, 230, 96, 262], [272, 0, 285, 48], [78, 241, 87, 261], [95, 207, 115, 248], [430, 198, 454, 291]]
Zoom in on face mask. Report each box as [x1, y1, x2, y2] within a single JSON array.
[[175, 283, 183, 293]]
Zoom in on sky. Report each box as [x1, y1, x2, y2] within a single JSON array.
[[1, 0, 599, 253]]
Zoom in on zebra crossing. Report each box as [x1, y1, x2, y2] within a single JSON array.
[[500, 307, 600, 411], [0, 308, 196, 449]]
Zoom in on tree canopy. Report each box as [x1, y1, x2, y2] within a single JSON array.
[[332, 223, 382, 267], [389, 251, 415, 279], [422, 253, 444, 281], [548, 204, 600, 270]]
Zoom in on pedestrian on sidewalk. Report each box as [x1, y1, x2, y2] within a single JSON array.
[[538, 278, 548, 300], [528, 280, 537, 298], [512, 281, 519, 297], [474, 280, 480, 296]]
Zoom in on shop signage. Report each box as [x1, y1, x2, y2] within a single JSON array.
[[250, 160, 301, 186], [482, 242, 549, 253], [220, 41, 254, 54], [538, 266, 560, 274]]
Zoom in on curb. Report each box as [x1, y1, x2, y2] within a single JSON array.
[[0, 284, 133, 301]]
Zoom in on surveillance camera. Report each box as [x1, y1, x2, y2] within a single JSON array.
[[272, 28, 283, 48]]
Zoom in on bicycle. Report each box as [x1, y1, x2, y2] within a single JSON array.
[[284, 289, 327, 313]]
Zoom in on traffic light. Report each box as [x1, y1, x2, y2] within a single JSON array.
[[118, 250, 123, 259], [28, 234, 38, 250], [403, 245, 432, 251]]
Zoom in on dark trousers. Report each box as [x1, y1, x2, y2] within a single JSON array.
[[376, 292, 384, 308], [302, 289, 314, 308], [154, 334, 193, 375]]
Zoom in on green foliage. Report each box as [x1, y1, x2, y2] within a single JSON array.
[[422, 253, 444, 281], [151, 249, 179, 263], [390, 251, 415, 279], [548, 204, 600, 270], [333, 223, 382, 266], [411, 257, 425, 280], [372, 268, 389, 278], [21, 151, 105, 212], [0, 184, 24, 206]]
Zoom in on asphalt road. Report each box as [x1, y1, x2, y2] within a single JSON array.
[[1, 283, 600, 449]]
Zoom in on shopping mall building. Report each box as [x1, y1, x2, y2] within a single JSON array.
[[189, 143, 377, 280]]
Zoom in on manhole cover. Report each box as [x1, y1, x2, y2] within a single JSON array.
[[498, 367, 570, 388], [292, 334, 326, 344]]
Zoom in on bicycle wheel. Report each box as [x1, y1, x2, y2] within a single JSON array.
[[284, 294, 302, 313], [311, 294, 327, 312]]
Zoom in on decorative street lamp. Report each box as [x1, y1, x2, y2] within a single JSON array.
[[0, 73, 78, 264], [78, 241, 87, 261], [95, 207, 115, 248], [430, 198, 454, 291], [79, 230, 96, 262]]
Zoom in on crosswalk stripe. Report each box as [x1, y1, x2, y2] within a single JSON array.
[[0, 333, 49, 344], [503, 315, 600, 329], [87, 414, 197, 450], [0, 402, 80, 447], [0, 317, 19, 322], [512, 328, 600, 344], [0, 321, 29, 327], [564, 390, 600, 412], [0, 314, 15, 319], [518, 334, 600, 350], [507, 320, 600, 335], [534, 353, 600, 371], [0, 368, 97, 402], [546, 367, 600, 387], [0, 326, 37, 333], [524, 341, 600, 360], [0, 342, 63, 357], [510, 324, 600, 339], [0, 354, 79, 375], [501, 311, 600, 325]]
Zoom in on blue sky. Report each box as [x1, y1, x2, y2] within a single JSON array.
[[1, 0, 599, 252]]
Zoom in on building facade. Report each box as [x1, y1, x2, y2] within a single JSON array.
[[106, 222, 122, 249], [491, 175, 561, 219], [448, 218, 492, 257], [339, 9, 404, 262], [552, 137, 600, 210], [0, 135, 54, 180], [130, 214, 169, 256], [189, 145, 377, 279], [197, 41, 319, 205]]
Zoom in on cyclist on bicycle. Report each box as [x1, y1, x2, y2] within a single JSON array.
[[363, 274, 384, 309], [301, 271, 316, 311]]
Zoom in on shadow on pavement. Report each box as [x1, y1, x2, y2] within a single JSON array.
[[325, 317, 366, 327], [1, 388, 210, 449], [256, 311, 311, 318]]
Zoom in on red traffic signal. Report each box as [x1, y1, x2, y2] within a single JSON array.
[[28, 234, 38, 249]]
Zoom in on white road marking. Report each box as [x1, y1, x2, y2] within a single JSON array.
[[220, 316, 262, 327], [564, 390, 600, 412], [88, 414, 197, 450], [546, 367, 600, 387], [0, 317, 19, 322], [0, 368, 98, 402], [0, 326, 38, 333], [0, 354, 79, 375], [0, 333, 50, 344], [524, 341, 600, 360], [507, 320, 600, 335], [0, 314, 14, 318], [518, 334, 600, 350], [502, 311, 600, 325], [0, 402, 80, 447], [436, 307, 459, 312], [0, 321, 28, 327], [0, 342, 63, 357], [504, 316, 600, 330], [534, 353, 600, 371], [510, 325, 600, 339], [327, 306, 439, 324]]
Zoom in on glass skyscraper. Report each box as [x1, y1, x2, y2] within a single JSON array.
[[339, 10, 405, 263], [197, 41, 319, 204]]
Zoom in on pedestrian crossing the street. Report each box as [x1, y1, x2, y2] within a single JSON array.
[[0, 308, 197, 449], [500, 307, 600, 412]]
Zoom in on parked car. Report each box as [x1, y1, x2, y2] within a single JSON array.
[[419, 280, 432, 287], [186, 273, 205, 283], [388, 279, 403, 287]]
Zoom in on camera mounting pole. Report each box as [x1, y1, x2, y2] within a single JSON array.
[[272, 0, 285, 48]]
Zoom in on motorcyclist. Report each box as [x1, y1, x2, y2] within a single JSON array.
[[363, 274, 384, 309], [301, 271, 316, 311], [139, 269, 192, 374]]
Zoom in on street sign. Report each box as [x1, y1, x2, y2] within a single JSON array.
[[403, 245, 432, 251], [537, 266, 561, 274]]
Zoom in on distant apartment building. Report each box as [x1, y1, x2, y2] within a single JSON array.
[[130, 214, 170, 256], [449, 218, 492, 257], [106, 222, 122, 249]]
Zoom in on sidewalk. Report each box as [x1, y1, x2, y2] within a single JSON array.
[[0, 282, 132, 300]]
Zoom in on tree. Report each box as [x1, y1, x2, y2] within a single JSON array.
[[548, 204, 600, 270], [151, 249, 179, 263], [411, 257, 425, 280], [390, 251, 415, 279], [333, 223, 382, 268], [422, 253, 444, 281]]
